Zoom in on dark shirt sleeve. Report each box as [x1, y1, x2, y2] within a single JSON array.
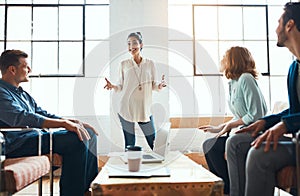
[[262, 108, 300, 134], [262, 109, 289, 130], [281, 112, 300, 134], [0, 87, 60, 128]]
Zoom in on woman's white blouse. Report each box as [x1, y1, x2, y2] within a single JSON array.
[[228, 73, 268, 125], [114, 58, 160, 122]]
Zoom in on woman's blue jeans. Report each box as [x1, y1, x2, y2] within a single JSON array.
[[118, 114, 156, 150]]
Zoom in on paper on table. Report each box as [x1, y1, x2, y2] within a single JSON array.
[[108, 152, 126, 157], [106, 165, 170, 178]]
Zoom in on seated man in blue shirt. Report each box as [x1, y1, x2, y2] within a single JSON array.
[[0, 49, 98, 196]]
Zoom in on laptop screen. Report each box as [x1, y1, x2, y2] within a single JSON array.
[[153, 122, 171, 157]]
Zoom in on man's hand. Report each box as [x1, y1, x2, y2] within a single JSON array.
[[67, 118, 99, 137], [236, 119, 266, 137], [81, 122, 99, 136], [64, 120, 91, 141], [251, 122, 287, 152], [43, 118, 98, 141]]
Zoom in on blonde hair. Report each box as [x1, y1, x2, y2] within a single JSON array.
[[221, 46, 258, 80]]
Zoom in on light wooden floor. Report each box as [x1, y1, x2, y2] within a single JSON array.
[[14, 177, 60, 196], [13, 177, 293, 196]]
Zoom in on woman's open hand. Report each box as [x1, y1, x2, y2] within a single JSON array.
[[104, 77, 115, 90], [199, 125, 223, 133], [158, 75, 167, 89]]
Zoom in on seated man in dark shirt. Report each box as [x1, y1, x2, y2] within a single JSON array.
[[0, 49, 98, 196]]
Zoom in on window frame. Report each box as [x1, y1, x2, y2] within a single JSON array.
[[0, 2, 109, 78], [192, 4, 270, 77]]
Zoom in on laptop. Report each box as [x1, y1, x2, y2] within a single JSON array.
[[121, 122, 171, 163]]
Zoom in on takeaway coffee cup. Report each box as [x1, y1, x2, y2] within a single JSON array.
[[126, 145, 142, 172]]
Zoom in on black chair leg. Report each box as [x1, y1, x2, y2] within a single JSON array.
[[38, 177, 42, 196]]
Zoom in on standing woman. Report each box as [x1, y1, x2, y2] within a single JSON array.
[[199, 46, 267, 195], [104, 32, 166, 150]]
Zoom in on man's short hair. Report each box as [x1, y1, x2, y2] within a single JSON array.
[[283, 2, 300, 31], [0, 49, 28, 74]]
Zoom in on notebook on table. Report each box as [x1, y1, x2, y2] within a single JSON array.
[[107, 166, 171, 178]]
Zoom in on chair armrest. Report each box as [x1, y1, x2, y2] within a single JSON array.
[[0, 128, 55, 194], [0, 128, 44, 156], [0, 131, 5, 164], [0, 132, 4, 191], [0, 131, 4, 152], [1, 128, 44, 191], [44, 129, 53, 170]]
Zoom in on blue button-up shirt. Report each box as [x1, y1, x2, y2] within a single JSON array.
[[0, 79, 61, 153]]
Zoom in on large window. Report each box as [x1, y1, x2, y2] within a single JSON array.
[[193, 5, 269, 76], [0, 0, 110, 116], [0, 0, 109, 77], [168, 0, 294, 117]]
